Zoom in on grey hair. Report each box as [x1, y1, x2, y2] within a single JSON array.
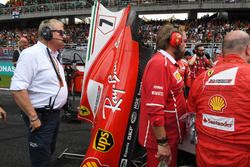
[[38, 19, 63, 39]]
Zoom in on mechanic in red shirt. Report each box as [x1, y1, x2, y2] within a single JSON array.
[[188, 43, 212, 86], [188, 30, 250, 167], [139, 24, 187, 167], [177, 50, 191, 98]]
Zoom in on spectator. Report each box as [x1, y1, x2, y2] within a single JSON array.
[[139, 24, 187, 167], [10, 19, 68, 167], [188, 30, 250, 166], [12, 36, 29, 67]]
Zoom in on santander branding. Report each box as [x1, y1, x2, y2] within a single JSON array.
[[202, 114, 235, 132]]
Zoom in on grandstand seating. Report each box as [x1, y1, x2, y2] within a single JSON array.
[[0, 1, 87, 19], [1, 0, 250, 21], [0, 16, 249, 48], [0, 0, 249, 53]]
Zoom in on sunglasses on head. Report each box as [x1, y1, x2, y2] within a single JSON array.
[[51, 30, 65, 37]]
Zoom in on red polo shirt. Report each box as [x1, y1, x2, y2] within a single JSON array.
[[139, 50, 187, 149]]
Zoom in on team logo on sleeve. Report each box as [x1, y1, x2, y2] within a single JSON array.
[[207, 69, 214, 77], [174, 70, 182, 83], [209, 95, 227, 112]]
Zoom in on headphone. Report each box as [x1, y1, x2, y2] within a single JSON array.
[[193, 43, 204, 55], [41, 26, 53, 41], [169, 32, 182, 48]]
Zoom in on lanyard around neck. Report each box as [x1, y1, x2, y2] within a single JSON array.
[[46, 47, 64, 87]]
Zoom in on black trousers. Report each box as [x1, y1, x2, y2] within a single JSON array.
[[21, 109, 60, 167]]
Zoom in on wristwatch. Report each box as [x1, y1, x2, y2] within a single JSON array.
[[157, 136, 168, 146]]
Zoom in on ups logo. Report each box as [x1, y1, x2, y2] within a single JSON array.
[[93, 129, 114, 152]]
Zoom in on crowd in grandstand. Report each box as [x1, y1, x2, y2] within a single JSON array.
[[0, 0, 87, 16], [0, 0, 245, 17], [0, 0, 242, 8], [0, 22, 90, 46], [0, 0, 249, 51], [141, 16, 250, 46], [1, 0, 88, 7], [0, 16, 249, 49]]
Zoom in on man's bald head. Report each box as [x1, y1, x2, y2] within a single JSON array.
[[19, 37, 28, 43], [18, 37, 29, 50], [222, 30, 250, 55]]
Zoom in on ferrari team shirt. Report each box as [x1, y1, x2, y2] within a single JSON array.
[[188, 54, 250, 166], [188, 55, 211, 86], [139, 49, 186, 149]]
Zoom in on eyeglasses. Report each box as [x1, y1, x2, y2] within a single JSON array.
[[198, 49, 205, 52], [51, 30, 66, 37]]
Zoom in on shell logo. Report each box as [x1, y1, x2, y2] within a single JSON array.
[[81, 157, 108, 167], [82, 161, 98, 167], [209, 95, 227, 112]]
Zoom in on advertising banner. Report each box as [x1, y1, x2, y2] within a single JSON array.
[[0, 61, 14, 88]]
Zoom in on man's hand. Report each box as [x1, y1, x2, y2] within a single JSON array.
[[155, 144, 172, 165], [0, 106, 7, 122], [188, 54, 197, 65], [29, 117, 41, 132]]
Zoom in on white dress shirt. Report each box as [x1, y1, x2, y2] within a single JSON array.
[[10, 41, 68, 109]]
